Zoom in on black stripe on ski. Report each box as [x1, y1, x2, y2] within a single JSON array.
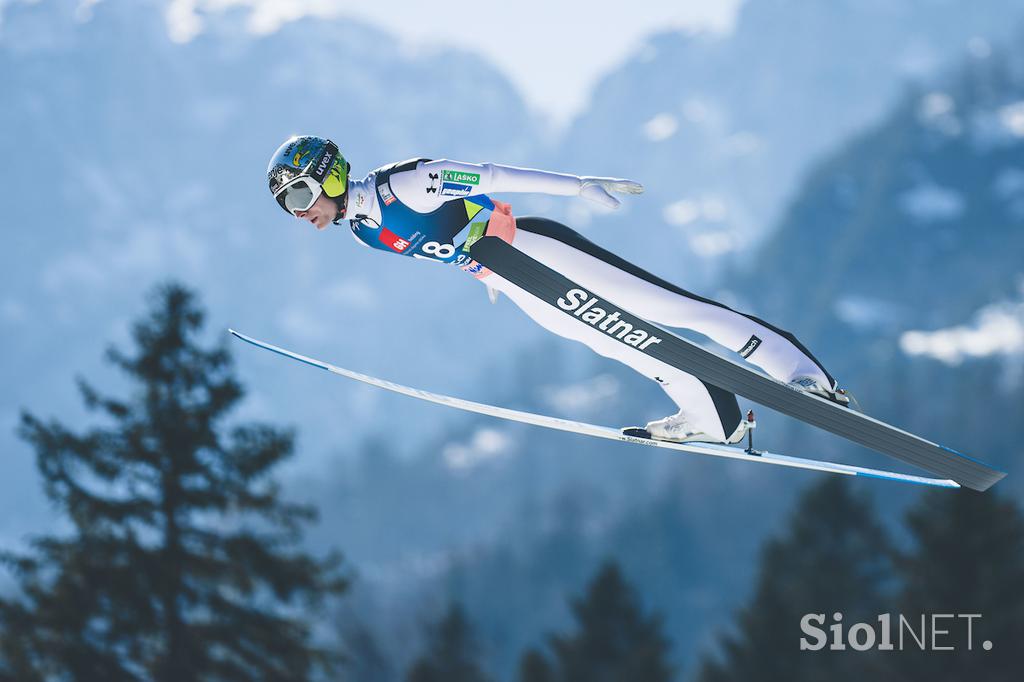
[[472, 236, 1005, 491]]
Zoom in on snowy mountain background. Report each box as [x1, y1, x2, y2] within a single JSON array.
[[550, 0, 1024, 283], [3, 0, 1024, 679]]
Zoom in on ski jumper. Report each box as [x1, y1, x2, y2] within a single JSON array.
[[345, 158, 833, 440]]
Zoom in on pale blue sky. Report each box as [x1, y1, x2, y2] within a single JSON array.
[[162, 0, 744, 126]]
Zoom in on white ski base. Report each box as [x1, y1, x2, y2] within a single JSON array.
[[229, 329, 959, 489]]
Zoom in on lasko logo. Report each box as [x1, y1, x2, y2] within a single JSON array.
[[442, 170, 480, 185], [379, 227, 410, 253], [557, 288, 663, 350]]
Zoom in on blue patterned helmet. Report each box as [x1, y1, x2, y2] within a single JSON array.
[[267, 135, 349, 217]]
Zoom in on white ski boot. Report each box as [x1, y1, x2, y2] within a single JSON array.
[[623, 410, 751, 445], [788, 375, 851, 406]]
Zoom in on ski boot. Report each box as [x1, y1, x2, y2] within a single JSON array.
[[788, 375, 851, 407], [622, 410, 751, 445]]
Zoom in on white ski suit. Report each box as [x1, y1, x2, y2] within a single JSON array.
[[344, 158, 834, 441]]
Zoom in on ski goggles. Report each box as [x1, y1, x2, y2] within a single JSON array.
[[274, 176, 324, 216]]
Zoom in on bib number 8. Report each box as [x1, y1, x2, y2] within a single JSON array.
[[422, 241, 456, 259]]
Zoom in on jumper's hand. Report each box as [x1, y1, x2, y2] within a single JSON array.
[[579, 177, 645, 209]]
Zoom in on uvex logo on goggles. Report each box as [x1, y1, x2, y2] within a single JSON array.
[[310, 143, 338, 183]]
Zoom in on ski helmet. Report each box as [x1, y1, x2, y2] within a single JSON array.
[[267, 135, 349, 219]]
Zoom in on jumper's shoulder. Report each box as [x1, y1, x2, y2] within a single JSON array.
[[371, 157, 431, 177]]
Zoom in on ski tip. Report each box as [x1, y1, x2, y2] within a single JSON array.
[[228, 329, 261, 349]]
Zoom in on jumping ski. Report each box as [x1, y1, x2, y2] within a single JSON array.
[[229, 329, 959, 489], [470, 236, 1005, 491]]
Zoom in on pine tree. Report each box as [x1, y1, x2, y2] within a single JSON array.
[[696, 477, 892, 682], [0, 283, 347, 682], [406, 602, 493, 682], [524, 560, 673, 682], [888, 489, 1024, 681]]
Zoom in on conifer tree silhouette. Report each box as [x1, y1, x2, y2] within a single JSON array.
[[0, 283, 347, 682]]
